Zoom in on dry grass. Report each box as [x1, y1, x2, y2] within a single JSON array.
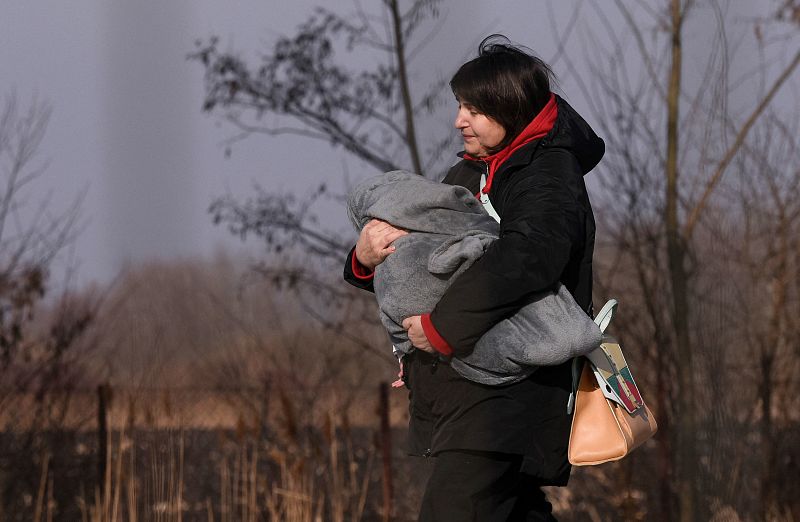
[[30, 407, 379, 522]]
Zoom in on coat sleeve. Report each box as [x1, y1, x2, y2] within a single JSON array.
[[343, 245, 375, 293], [428, 153, 585, 356]]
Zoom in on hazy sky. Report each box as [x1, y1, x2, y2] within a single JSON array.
[[0, 0, 785, 287], [1, 1, 325, 286]]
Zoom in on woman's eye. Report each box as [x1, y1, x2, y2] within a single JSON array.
[[458, 103, 479, 117]]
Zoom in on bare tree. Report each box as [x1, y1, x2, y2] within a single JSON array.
[[190, 0, 452, 265], [554, 1, 799, 519], [727, 111, 800, 517], [0, 93, 89, 403], [192, 1, 448, 173], [0, 93, 105, 518]]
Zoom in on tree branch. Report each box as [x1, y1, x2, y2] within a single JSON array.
[[388, 0, 423, 175], [611, 0, 668, 102], [684, 47, 800, 239]]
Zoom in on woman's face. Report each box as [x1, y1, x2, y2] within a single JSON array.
[[454, 101, 506, 157]]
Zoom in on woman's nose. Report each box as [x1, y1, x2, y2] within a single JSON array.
[[454, 111, 466, 129]]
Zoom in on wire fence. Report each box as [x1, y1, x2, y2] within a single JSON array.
[[1, 381, 411, 432], [1, 381, 798, 520], [0, 381, 416, 522]]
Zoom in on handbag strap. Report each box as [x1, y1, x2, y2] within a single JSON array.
[[594, 299, 617, 334], [567, 357, 583, 414], [567, 299, 618, 414]]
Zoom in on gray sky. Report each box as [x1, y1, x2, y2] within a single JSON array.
[[0, 0, 788, 287], [1, 0, 323, 286]]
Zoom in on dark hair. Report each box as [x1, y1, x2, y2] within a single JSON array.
[[450, 35, 554, 153]]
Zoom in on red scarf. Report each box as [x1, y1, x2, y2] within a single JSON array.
[[465, 93, 558, 195]]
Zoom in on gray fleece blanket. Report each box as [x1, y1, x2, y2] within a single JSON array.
[[347, 170, 602, 385]]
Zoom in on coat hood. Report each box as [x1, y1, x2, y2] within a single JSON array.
[[539, 94, 605, 175]]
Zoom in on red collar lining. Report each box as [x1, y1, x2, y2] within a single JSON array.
[[465, 93, 558, 195]]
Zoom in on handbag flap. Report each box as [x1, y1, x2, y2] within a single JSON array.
[[587, 339, 645, 414]]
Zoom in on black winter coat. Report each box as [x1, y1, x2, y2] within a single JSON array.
[[343, 94, 603, 485], [432, 95, 601, 354]]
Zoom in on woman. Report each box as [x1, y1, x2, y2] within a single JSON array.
[[344, 35, 603, 521]]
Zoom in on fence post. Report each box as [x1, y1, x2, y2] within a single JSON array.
[[97, 383, 111, 493], [378, 382, 393, 522]]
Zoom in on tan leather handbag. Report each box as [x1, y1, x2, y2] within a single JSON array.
[[568, 300, 658, 466]]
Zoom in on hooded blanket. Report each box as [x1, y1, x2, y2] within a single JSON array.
[[347, 170, 602, 385]]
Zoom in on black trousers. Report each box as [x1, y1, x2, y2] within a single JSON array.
[[418, 450, 558, 522]]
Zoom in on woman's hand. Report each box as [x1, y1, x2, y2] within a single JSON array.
[[355, 219, 408, 270], [402, 315, 435, 354]]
